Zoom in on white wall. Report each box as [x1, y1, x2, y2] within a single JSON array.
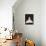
[[13, 0, 41, 46], [41, 0, 46, 46], [0, 0, 16, 30]]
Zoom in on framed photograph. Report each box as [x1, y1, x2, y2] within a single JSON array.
[[25, 14, 34, 25]]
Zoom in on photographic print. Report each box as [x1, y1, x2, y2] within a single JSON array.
[[25, 14, 34, 25]]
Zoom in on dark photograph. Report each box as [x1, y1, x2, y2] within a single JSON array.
[[25, 14, 34, 25]]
